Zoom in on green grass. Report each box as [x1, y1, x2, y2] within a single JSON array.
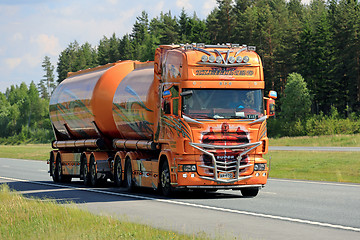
[[265, 151, 360, 183], [0, 144, 52, 161], [269, 134, 360, 147], [0, 184, 209, 240]]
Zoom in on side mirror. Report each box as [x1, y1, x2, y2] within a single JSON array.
[[269, 90, 277, 99], [266, 91, 277, 116]]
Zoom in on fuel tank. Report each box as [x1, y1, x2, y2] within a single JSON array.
[[49, 61, 156, 141]]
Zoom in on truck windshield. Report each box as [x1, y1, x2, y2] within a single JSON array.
[[182, 89, 264, 119]]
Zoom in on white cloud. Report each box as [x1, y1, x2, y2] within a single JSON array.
[[5, 57, 22, 70], [202, 0, 217, 16], [155, 1, 165, 12], [30, 34, 61, 56], [176, 0, 193, 11], [12, 32, 23, 41], [106, 0, 118, 4]]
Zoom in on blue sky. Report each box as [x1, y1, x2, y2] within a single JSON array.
[[0, 0, 218, 92]]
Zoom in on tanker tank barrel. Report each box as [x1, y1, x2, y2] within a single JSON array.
[[52, 139, 105, 149], [113, 139, 159, 151]]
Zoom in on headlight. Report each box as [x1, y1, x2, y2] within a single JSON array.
[[236, 56, 242, 63], [201, 55, 208, 62], [179, 164, 197, 172], [254, 163, 266, 171], [243, 56, 250, 63]]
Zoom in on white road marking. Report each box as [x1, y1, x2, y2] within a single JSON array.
[[269, 178, 360, 187], [1, 176, 359, 233]]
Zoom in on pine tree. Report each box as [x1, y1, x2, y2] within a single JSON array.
[[331, 0, 360, 113], [132, 11, 149, 44], [39, 56, 56, 99]]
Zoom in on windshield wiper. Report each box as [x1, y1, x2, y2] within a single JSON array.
[[229, 115, 248, 119], [189, 114, 216, 119]]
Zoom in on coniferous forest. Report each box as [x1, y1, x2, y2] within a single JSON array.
[[1, 0, 360, 143]]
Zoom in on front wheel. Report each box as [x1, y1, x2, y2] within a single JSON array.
[[160, 161, 173, 197], [241, 187, 259, 197]]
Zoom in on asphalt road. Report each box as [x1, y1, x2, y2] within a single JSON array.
[[0, 157, 359, 240]]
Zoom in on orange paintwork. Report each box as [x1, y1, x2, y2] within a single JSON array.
[[50, 44, 274, 194]]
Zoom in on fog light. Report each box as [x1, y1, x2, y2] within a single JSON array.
[[216, 56, 222, 63], [236, 56, 242, 63]]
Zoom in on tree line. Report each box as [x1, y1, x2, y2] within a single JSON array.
[[1, 0, 360, 143], [57, 0, 360, 117]]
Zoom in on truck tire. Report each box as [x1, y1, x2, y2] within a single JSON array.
[[89, 155, 97, 186], [160, 161, 173, 196], [55, 154, 72, 183], [125, 160, 135, 191], [50, 153, 57, 182], [114, 156, 123, 187], [81, 158, 90, 186], [241, 187, 259, 197]]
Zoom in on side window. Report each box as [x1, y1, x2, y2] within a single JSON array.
[[162, 85, 179, 116], [164, 99, 171, 114], [171, 86, 179, 116]]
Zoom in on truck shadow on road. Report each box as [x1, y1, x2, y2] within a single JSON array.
[[1, 179, 248, 205]]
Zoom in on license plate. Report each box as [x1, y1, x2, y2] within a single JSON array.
[[219, 173, 233, 179]]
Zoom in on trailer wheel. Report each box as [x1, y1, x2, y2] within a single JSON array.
[[241, 187, 259, 197], [81, 157, 90, 186], [89, 155, 97, 186], [55, 154, 71, 183], [160, 160, 172, 196], [114, 156, 123, 187], [50, 153, 57, 182], [125, 160, 135, 191]]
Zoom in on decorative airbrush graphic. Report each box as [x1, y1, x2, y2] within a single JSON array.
[[50, 88, 94, 138], [112, 85, 154, 138], [161, 115, 192, 140]]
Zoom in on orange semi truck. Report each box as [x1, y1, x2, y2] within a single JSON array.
[[49, 43, 277, 197]]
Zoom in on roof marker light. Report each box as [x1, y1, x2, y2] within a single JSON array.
[[228, 56, 235, 64], [243, 56, 250, 63], [201, 55, 209, 62], [209, 55, 215, 63]]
